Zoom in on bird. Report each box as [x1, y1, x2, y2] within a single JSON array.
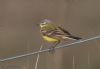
[[39, 19, 82, 53]]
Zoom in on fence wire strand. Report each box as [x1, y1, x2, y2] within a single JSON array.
[[0, 35, 100, 62]]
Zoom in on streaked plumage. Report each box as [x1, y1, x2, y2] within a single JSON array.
[[39, 19, 82, 52]]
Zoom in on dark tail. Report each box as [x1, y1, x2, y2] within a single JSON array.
[[68, 35, 82, 40]]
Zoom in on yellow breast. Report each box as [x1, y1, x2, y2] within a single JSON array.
[[42, 36, 58, 42]]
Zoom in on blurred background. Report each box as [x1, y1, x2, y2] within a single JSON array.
[[0, 0, 100, 69]]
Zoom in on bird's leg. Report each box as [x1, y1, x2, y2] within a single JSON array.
[[49, 40, 60, 54]]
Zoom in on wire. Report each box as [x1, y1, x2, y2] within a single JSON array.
[[35, 45, 43, 69], [0, 35, 100, 62]]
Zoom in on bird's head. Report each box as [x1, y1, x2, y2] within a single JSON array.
[[40, 19, 52, 28]]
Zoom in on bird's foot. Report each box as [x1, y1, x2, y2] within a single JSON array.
[[48, 47, 55, 54]]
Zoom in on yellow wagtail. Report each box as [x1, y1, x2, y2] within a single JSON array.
[[39, 19, 82, 52]]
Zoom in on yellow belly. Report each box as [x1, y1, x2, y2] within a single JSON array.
[[42, 36, 58, 42]]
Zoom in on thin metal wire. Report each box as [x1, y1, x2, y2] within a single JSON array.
[[35, 45, 43, 69], [0, 35, 100, 62]]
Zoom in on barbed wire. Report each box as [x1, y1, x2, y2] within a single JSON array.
[[0, 35, 100, 62]]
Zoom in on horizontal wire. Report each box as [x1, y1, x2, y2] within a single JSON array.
[[0, 35, 100, 62]]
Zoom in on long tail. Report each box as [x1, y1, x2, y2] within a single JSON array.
[[68, 35, 82, 40], [58, 27, 82, 40], [63, 35, 82, 40]]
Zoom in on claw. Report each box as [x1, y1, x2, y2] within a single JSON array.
[[48, 40, 60, 54], [48, 46, 55, 54]]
